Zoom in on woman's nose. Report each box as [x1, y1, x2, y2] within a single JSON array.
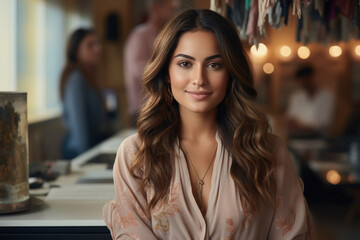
[[192, 65, 207, 86]]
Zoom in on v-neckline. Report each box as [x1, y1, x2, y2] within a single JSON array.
[[177, 132, 221, 221]]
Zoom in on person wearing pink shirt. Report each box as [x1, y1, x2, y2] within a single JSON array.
[[124, 0, 179, 126]]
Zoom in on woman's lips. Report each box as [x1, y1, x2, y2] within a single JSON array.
[[185, 90, 212, 100]]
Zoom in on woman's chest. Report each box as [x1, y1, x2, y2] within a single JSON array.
[[149, 178, 273, 240], [147, 146, 274, 239]]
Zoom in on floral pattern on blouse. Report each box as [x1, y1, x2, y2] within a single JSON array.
[[275, 196, 283, 211], [221, 218, 236, 240], [276, 205, 296, 237], [118, 185, 149, 222], [151, 183, 181, 233], [119, 211, 138, 228]]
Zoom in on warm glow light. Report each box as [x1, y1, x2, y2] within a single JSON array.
[[329, 45, 342, 57], [297, 46, 310, 59], [326, 170, 341, 185], [250, 43, 268, 57], [280, 46, 291, 57], [355, 45, 360, 56], [263, 63, 274, 74]]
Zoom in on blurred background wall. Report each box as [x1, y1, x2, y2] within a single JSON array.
[[0, 0, 359, 168]]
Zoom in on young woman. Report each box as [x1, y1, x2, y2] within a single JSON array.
[[104, 9, 312, 239], [60, 28, 108, 159]]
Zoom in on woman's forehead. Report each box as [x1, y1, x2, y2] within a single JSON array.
[[172, 30, 220, 59]]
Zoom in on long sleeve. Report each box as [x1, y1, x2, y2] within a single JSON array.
[[268, 138, 313, 240], [103, 135, 158, 240], [63, 71, 90, 153]]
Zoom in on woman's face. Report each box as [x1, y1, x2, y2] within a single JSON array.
[[168, 30, 229, 114], [77, 34, 102, 66]]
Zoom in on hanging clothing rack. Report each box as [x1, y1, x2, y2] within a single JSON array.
[[210, 0, 360, 46]]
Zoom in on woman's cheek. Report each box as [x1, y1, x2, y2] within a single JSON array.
[[209, 72, 228, 92], [170, 70, 191, 90]]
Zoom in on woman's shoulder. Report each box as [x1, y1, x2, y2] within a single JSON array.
[[120, 133, 140, 149], [117, 133, 141, 165]]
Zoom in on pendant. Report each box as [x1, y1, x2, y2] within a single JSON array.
[[198, 180, 204, 204]]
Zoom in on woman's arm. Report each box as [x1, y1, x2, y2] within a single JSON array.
[[103, 135, 158, 240], [268, 137, 313, 240]]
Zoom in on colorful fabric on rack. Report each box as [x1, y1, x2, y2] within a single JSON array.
[[224, 0, 360, 45], [233, 0, 246, 26], [246, 0, 259, 45], [226, 0, 250, 40], [258, 0, 277, 34], [301, 5, 311, 44], [293, 0, 302, 17], [227, 0, 234, 8], [297, 14, 303, 42], [353, 2, 360, 27], [314, 0, 324, 16], [210, 0, 222, 13], [281, 0, 291, 25], [268, 0, 283, 28], [340, 17, 351, 42], [296, 0, 360, 44], [246, 0, 252, 10], [335, 0, 355, 19], [240, 2, 250, 39]]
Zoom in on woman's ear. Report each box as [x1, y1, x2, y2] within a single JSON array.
[[165, 75, 170, 83]]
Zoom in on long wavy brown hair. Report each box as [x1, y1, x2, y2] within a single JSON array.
[[131, 9, 275, 219]]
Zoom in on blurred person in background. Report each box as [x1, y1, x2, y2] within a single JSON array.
[[286, 65, 335, 138], [60, 28, 109, 159], [124, 0, 180, 126]]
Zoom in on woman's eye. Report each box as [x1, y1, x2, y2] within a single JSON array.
[[207, 62, 221, 69], [178, 61, 191, 68]]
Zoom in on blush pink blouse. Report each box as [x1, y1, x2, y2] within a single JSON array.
[[103, 133, 313, 239]]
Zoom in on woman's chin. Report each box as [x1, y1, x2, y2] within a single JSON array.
[[179, 103, 218, 115]]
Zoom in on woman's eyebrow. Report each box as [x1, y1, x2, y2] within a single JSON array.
[[174, 54, 195, 60], [173, 54, 221, 61], [205, 54, 221, 61]]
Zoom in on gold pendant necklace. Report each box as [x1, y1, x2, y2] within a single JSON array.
[[181, 143, 217, 209]]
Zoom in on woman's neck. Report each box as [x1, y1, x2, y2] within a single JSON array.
[[179, 107, 218, 143]]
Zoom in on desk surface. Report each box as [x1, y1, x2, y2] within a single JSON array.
[[0, 129, 136, 227], [0, 198, 111, 227]]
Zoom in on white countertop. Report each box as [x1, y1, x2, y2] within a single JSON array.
[[1, 197, 110, 227], [0, 129, 137, 227], [71, 128, 137, 170]]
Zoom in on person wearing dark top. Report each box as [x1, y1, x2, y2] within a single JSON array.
[[59, 28, 108, 159]]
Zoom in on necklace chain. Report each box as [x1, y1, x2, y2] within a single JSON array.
[[181, 143, 217, 209]]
